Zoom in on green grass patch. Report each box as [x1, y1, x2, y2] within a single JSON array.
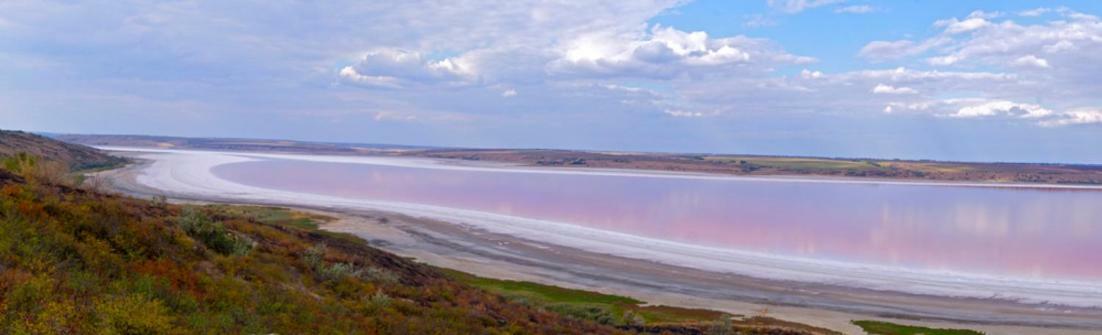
[[207, 205, 332, 230], [446, 270, 640, 305], [852, 320, 985, 335], [444, 269, 725, 326]]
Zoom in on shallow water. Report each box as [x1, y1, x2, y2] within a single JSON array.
[[212, 157, 1102, 281]]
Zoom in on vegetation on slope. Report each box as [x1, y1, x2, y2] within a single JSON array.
[[0, 130, 127, 172], [448, 270, 843, 335], [851, 320, 984, 335]]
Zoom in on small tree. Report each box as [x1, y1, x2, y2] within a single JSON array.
[[2, 153, 74, 185]]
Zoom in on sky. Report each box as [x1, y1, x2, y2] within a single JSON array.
[[1, 1, 1101, 163]]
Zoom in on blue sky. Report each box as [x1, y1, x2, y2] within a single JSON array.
[[2, 1, 1101, 163]]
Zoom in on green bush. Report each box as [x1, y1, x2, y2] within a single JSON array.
[[176, 208, 253, 256], [94, 294, 180, 335]]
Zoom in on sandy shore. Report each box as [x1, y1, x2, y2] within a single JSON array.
[[96, 148, 1102, 335]]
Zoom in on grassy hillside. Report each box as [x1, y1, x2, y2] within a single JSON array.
[[0, 130, 126, 172]]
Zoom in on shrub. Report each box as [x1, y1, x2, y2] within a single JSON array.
[[368, 290, 392, 308], [302, 243, 390, 282], [547, 304, 615, 325], [622, 310, 645, 327], [706, 316, 733, 335], [1, 153, 73, 185], [176, 208, 253, 256], [362, 267, 399, 284], [94, 294, 180, 335]]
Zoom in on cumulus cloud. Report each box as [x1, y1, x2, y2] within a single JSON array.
[[936, 16, 991, 34], [882, 98, 1101, 127], [947, 100, 1053, 119], [857, 8, 1102, 120], [1039, 108, 1102, 127], [339, 49, 475, 88], [889, 8, 1102, 71], [548, 25, 812, 79], [871, 84, 917, 94], [1012, 55, 1050, 68]]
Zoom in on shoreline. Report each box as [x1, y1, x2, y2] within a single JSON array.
[[95, 146, 1102, 191], [95, 148, 1102, 334]]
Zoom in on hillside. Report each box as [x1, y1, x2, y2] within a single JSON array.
[[0, 130, 126, 171]]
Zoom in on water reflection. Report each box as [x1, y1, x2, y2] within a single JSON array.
[[213, 159, 1102, 280]]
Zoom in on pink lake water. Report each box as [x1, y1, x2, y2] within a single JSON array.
[[212, 158, 1102, 281]]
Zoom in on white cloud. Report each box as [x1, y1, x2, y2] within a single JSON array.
[[903, 9, 1102, 71], [501, 89, 517, 97], [1039, 108, 1102, 127], [931, 11, 1002, 35], [871, 84, 917, 94], [548, 25, 810, 79], [373, 110, 418, 122], [881, 96, 1102, 127], [848, 67, 1015, 82], [948, 100, 1053, 119], [926, 55, 960, 66], [835, 5, 873, 14], [339, 49, 475, 88], [1012, 55, 1050, 68], [339, 67, 403, 88], [800, 69, 823, 79], [937, 17, 991, 34], [767, 0, 844, 14]]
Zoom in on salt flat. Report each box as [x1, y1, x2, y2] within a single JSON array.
[[99, 147, 1102, 333]]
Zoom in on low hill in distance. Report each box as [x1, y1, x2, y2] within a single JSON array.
[[1, 130, 126, 171], [52, 133, 424, 155]]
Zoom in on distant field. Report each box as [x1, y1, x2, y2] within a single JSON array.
[[412, 148, 1102, 185]]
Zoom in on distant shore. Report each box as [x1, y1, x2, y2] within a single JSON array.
[[95, 145, 1102, 191], [56, 133, 1102, 186], [95, 147, 1102, 335]]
